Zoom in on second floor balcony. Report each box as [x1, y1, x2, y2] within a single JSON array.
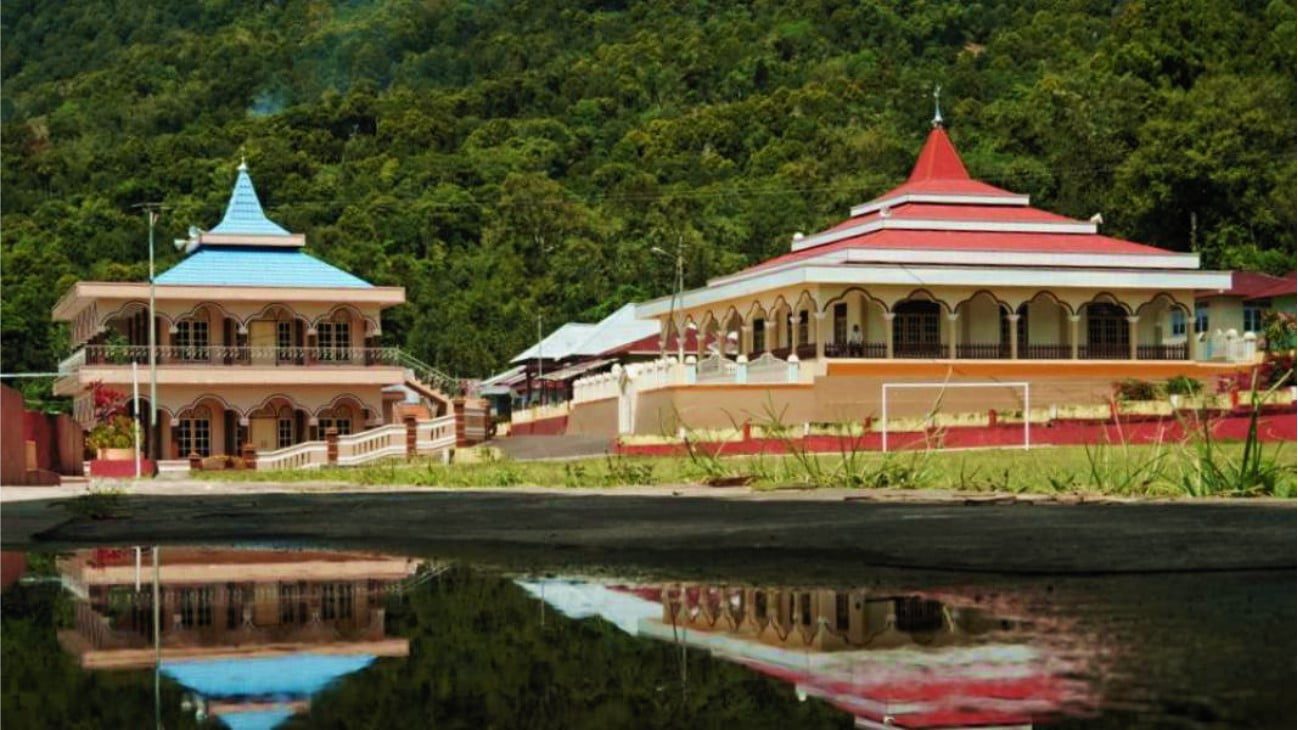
[[71, 344, 406, 368]]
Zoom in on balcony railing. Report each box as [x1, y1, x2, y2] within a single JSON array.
[[79, 344, 406, 367], [1079, 344, 1129, 360], [824, 342, 887, 358], [1019, 344, 1071, 360], [894, 342, 946, 359], [956, 343, 1009, 359], [1136, 344, 1189, 361]]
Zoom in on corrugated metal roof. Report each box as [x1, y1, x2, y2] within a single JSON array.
[[510, 323, 598, 363], [208, 165, 292, 237], [155, 247, 373, 288]]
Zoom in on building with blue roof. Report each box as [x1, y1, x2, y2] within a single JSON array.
[[52, 161, 463, 468]]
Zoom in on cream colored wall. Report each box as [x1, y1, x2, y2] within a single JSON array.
[[961, 296, 1002, 343], [1205, 296, 1245, 333]]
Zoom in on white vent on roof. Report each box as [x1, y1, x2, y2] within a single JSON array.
[[1090, 213, 1103, 225], [792, 231, 805, 242]]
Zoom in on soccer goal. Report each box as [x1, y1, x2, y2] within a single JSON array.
[[880, 381, 1030, 453]]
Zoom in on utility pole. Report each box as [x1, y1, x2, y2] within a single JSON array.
[[652, 233, 687, 361], [133, 203, 167, 461], [536, 314, 543, 406]]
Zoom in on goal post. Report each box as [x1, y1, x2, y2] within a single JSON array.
[[880, 381, 1030, 453]]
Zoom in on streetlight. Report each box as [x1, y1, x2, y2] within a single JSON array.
[[133, 202, 168, 461], [652, 237, 690, 362]]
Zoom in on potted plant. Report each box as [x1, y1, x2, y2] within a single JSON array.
[[88, 414, 136, 460], [87, 381, 136, 460]]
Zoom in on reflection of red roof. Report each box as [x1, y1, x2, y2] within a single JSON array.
[[1198, 270, 1296, 300], [730, 125, 1178, 275]]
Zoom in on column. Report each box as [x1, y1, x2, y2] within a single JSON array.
[[1006, 313, 1021, 360], [883, 312, 896, 359], [741, 325, 753, 358], [1069, 314, 1081, 360], [1126, 315, 1140, 360], [1187, 317, 1199, 361], [814, 311, 828, 359], [946, 312, 959, 360]]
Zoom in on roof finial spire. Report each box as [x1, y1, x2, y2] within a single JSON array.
[[238, 145, 248, 171], [932, 84, 944, 128]]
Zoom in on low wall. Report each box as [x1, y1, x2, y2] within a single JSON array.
[[617, 408, 1297, 457], [2, 384, 85, 485], [636, 385, 817, 435], [568, 397, 618, 436], [511, 415, 569, 435]]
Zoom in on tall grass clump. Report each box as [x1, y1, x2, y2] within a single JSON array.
[[1176, 370, 1295, 497]]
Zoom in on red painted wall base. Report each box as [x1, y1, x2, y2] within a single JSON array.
[[89, 459, 158, 478]]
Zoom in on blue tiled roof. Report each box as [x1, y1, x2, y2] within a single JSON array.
[[208, 165, 292, 236], [156, 247, 374, 288]]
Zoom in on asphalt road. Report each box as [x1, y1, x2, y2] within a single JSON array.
[[6, 488, 1293, 576]]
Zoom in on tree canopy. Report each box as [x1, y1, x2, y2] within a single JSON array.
[[3, 0, 1294, 387]]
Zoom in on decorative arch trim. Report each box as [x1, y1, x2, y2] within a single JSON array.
[[953, 289, 1013, 314], [1014, 290, 1076, 316], [892, 288, 953, 315], [173, 393, 242, 419], [820, 287, 890, 314], [1077, 292, 1134, 315]]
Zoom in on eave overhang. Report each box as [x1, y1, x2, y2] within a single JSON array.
[[53, 281, 406, 320]]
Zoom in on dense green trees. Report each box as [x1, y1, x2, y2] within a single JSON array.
[[3, 0, 1294, 392]]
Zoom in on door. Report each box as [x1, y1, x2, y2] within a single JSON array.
[[250, 417, 277, 452], [249, 321, 276, 364]]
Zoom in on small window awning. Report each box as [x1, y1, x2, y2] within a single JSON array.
[[538, 358, 614, 382]]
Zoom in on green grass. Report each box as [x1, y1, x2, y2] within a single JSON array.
[[195, 442, 1297, 498]]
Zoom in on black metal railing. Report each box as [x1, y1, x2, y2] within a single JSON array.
[[824, 342, 887, 358], [956, 343, 1009, 359], [893, 342, 946, 359], [1019, 344, 1072, 360], [1137, 344, 1188, 361], [1079, 343, 1129, 360], [794, 343, 817, 360]]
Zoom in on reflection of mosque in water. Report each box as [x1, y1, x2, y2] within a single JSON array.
[[520, 580, 1095, 730], [657, 585, 1016, 651], [57, 547, 423, 729]]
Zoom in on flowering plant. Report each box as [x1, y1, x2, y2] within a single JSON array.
[[87, 381, 135, 451]]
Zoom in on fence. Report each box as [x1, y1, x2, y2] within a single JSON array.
[[255, 415, 457, 471]]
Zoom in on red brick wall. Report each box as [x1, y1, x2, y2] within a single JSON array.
[[1, 386, 26, 485]]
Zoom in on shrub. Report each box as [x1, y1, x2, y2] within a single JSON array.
[[87, 415, 135, 451], [1165, 375, 1203, 396], [1114, 379, 1161, 401]]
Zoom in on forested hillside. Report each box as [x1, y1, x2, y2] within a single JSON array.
[[3, 0, 1294, 386]]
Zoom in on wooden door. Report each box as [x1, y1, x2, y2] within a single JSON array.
[[250, 417, 277, 452], [249, 321, 276, 364]]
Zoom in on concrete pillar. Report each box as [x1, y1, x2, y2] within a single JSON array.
[[735, 355, 748, 384], [814, 311, 828, 359], [1006, 313, 1021, 359], [241, 442, 257, 470], [405, 416, 418, 460], [1126, 315, 1140, 360], [883, 312, 896, 359], [1069, 314, 1081, 360], [947, 312, 959, 360], [325, 427, 339, 465], [1187, 325, 1199, 361]]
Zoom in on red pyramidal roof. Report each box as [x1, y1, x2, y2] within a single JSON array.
[[716, 121, 1189, 282], [908, 126, 970, 182]]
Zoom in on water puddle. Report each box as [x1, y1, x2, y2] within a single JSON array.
[[1, 545, 1291, 728]]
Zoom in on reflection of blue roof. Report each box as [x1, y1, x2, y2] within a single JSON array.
[[161, 653, 376, 699], [209, 165, 292, 236], [156, 247, 373, 288], [219, 709, 296, 730]]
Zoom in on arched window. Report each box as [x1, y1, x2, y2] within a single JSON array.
[[174, 315, 210, 361], [319, 405, 353, 436], [1086, 303, 1128, 358], [277, 405, 294, 448], [177, 405, 212, 457], [318, 310, 353, 362], [894, 300, 942, 358]]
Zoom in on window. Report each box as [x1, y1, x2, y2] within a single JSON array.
[[1195, 302, 1210, 334], [174, 319, 209, 361], [179, 587, 213, 628], [894, 301, 941, 356], [797, 311, 810, 346], [1244, 305, 1265, 333], [1086, 303, 1128, 348], [754, 591, 767, 620], [833, 303, 847, 344], [799, 593, 812, 626], [1171, 309, 1187, 337], [280, 582, 309, 624], [176, 406, 211, 457], [835, 593, 850, 631], [277, 320, 294, 362], [319, 406, 353, 436], [752, 319, 765, 353], [317, 319, 352, 361], [277, 407, 294, 448], [322, 583, 354, 620]]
